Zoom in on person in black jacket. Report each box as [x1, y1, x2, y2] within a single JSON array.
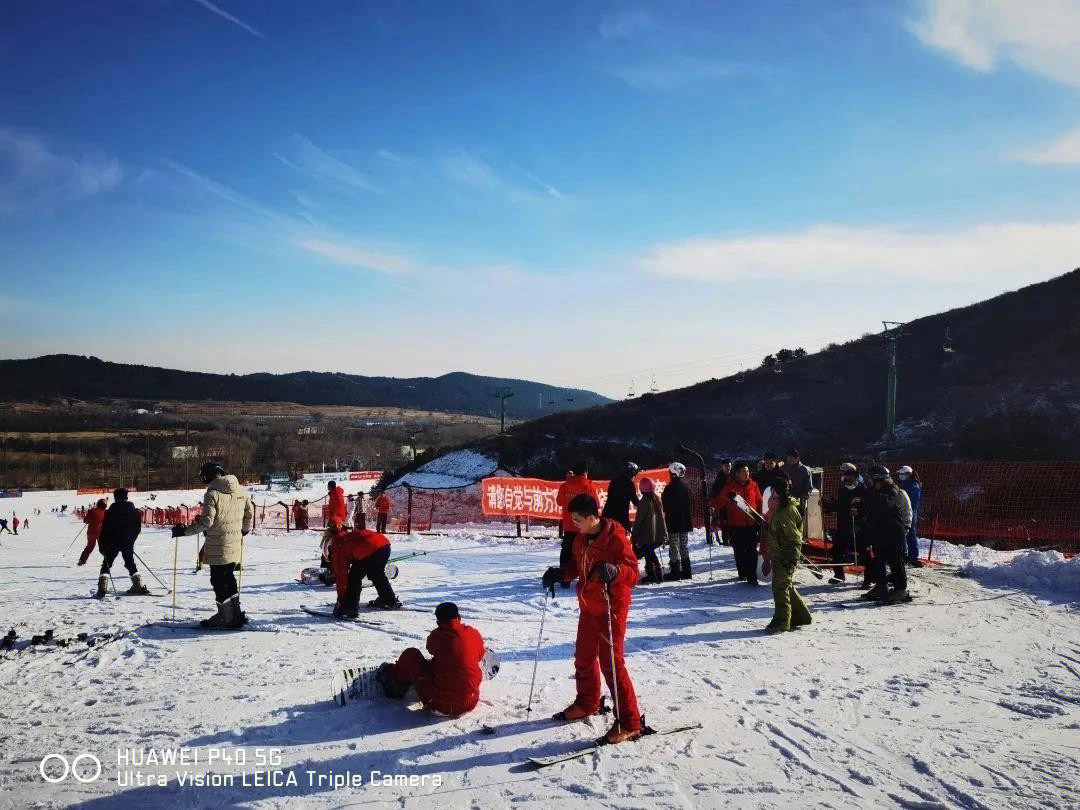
[[601, 462, 640, 531], [857, 466, 908, 603], [96, 488, 148, 598], [752, 453, 783, 494], [661, 463, 694, 580], [820, 463, 866, 584]]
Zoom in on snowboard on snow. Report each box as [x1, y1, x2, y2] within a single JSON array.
[[331, 650, 501, 707], [299, 563, 399, 586], [524, 722, 703, 768]]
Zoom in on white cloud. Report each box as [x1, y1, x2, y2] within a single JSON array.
[[439, 150, 563, 204], [1010, 127, 1080, 164], [636, 220, 1080, 284], [191, 0, 264, 40], [602, 57, 744, 90], [908, 0, 1080, 87], [293, 237, 418, 275], [0, 128, 122, 215], [598, 10, 652, 41], [276, 135, 382, 195]]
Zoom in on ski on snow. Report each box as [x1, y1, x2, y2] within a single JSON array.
[[525, 722, 704, 769]]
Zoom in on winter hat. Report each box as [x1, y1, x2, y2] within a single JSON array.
[[668, 462, 686, 478], [639, 477, 654, 493], [435, 602, 459, 624], [869, 465, 891, 481], [199, 462, 225, 484]]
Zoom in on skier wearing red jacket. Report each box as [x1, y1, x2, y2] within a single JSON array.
[[555, 465, 599, 578], [378, 602, 486, 716], [326, 481, 347, 529], [78, 500, 108, 566], [542, 493, 644, 744], [715, 464, 764, 584], [327, 527, 400, 617]]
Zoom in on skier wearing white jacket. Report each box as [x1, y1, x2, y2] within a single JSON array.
[[173, 462, 254, 629]]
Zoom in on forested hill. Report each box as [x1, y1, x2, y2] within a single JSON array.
[[485, 268, 1080, 476], [0, 356, 611, 419]]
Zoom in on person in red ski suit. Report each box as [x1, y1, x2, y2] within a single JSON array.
[[78, 500, 108, 566], [374, 492, 392, 534], [326, 481, 347, 529], [555, 465, 599, 580], [328, 528, 399, 616], [542, 493, 644, 744], [715, 464, 764, 584], [379, 602, 486, 716]]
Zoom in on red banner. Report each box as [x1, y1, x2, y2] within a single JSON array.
[[348, 471, 382, 482], [481, 469, 671, 521]]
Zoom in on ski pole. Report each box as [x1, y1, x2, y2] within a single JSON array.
[[171, 537, 178, 623], [237, 536, 246, 593], [707, 534, 714, 581], [525, 592, 551, 718], [603, 585, 620, 726], [388, 550, 428, 564], [63, 524, 87, 557], [132, 551, 170, 592]]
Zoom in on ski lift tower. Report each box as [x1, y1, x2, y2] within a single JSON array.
[[882, 321, 905, 449]]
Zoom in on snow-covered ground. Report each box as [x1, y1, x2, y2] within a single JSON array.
[[1, 489, 1079, 809]]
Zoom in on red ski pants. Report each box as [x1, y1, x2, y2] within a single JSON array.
[[573, 603, 641, 730], [78, 536, 98, 566], [390, 648, 477, 716]]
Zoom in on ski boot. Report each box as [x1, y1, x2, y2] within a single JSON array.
[[95, 575, 109, 599], [333, 600, 359, 619], [554, 702, 598, 722], [884, 588, 909, 604], [368, 597, 403, 610], [603, 718, 645, 745], [126, 573, 150, 596], [859, 582, 886, 601]]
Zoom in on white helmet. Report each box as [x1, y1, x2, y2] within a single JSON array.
[[896, 465, 913, 476], [668, 462, 686, 478]]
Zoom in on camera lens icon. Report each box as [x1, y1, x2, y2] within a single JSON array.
[[40, 753, 101, 784]]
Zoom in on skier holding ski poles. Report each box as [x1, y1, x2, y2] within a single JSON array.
[[541, 493, 644, 744], [172, 462, 254, 629]]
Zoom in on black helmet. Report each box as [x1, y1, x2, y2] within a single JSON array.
[[199, 461, 225, 484], [869, 464, 890, 481], [625, 461, 639, 475]]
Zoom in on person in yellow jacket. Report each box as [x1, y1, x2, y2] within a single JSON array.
[[765, 475, 812, 633], [173, 462, 254, 629]]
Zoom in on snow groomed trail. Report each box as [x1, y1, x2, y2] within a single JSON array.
[[1, 492, 1078, 809]]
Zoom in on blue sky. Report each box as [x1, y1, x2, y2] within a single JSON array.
[[2, 1, 1079, 398]]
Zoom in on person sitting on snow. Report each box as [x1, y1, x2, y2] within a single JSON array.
[[376, 602, 486, 716], [327, 527, 401, 616]]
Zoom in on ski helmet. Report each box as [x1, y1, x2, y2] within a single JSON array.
[[625, 461, 639, 475], [840, 463, 858, 476], [668, 462, 686, 478], [199, 461, 225, 483], [896, 465, 913, 477]]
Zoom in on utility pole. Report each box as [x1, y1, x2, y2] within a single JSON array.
[[882, 321, 905, 449], [493, 388, 515, 434], [145, 434, 151, 493]]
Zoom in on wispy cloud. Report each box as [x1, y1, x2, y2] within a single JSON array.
[[0, 127, 122, 215], [191, 0, 265, 40], [275, 135, 382, 195], [156, 160, 416, 275], [597, 10, 652, 41], [636, 220, 1080, 285], [1009, 127, 1080, 165], [439, 149, 563, 205], [908, 0, 1080, 87], [602, 57, 746, 91]]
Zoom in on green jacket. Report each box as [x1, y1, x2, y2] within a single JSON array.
[[767, 496, 804, 569]]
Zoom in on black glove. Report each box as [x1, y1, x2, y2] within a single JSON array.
[[241, 530, 250, 537], [541, 566, 562, 592], [170, 525, 186, 538], [594, 562, 619, 583]]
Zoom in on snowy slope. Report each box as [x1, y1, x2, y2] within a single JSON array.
[[1, 490, 1078, 809]]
